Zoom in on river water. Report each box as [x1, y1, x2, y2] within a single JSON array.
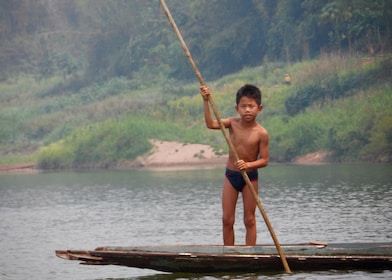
[[0, 163, 391, 280]]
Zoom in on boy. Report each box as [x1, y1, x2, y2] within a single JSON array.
[[200, 84, 269, 246]]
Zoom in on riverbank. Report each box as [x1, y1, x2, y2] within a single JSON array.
[[115, 139, 228, 171], [0, 140, 228, 173], [0, 163, 37, 173], [0, 140, 334, 173]]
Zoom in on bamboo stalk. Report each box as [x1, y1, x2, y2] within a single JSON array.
[[159, 0, 291, 273]]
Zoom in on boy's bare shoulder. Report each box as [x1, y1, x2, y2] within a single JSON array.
[[225, 116, 240, 126], [257, 122, 268, 132], [257, 123, 269, 137], [228, 116, 240, 122]]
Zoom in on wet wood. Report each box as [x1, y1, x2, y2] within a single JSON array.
[[56, 242, 392, 273]]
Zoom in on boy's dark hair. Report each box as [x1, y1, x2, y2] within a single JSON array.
[[236, 84, 262, 105]]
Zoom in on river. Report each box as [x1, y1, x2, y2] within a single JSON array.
[[0, 163, 391, 279]]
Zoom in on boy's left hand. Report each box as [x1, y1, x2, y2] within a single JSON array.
[[236, 160, 248, 170]]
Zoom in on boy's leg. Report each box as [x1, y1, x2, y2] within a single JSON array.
[[222, 178, 239, 246], [242, 180, 258, 246]]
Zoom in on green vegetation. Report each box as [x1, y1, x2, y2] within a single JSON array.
[[1, 53, 391, 168], [1, 1, 391, 83], [36, 116, 214, 169], [1, 1, 391, 168]]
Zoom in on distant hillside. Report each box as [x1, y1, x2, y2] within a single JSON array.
[[2, 1, 392, 168], [1, 1, 390, 83], [1, 53, 390, 168]]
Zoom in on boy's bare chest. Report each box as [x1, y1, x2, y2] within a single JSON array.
[[230, 126, 260, 146]]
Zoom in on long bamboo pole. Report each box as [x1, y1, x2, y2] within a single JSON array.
[[159, 0, 291, 273]]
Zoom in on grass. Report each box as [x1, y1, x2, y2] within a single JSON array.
[[1, 53, 391, 167]]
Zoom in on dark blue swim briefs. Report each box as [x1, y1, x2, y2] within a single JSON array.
[[225, 168, 258, 192]]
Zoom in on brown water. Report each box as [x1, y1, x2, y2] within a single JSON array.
[[0, 163, 391, 279]]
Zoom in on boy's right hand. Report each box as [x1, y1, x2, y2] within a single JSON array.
[[200, 86, 210, 101]]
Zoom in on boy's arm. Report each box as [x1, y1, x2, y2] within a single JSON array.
[[256, 130, 269, 168], [200, 86, 230, 129]]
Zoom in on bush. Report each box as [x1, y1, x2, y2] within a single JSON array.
[[37, 141, 74, 169], [284, 60, 392, 116]]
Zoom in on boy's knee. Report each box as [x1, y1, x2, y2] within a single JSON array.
[[222, 216, 234, 228], [244, 216, 256, 229]]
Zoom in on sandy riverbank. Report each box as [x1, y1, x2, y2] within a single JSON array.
[[117, 139, 228, 170]]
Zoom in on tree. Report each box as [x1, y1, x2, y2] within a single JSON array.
[[348, 0, 391, 54]]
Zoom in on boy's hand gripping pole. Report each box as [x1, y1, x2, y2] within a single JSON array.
[[159, 0, 291, 273]]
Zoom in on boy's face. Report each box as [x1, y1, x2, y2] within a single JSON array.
[[235, 96, 263, 122]]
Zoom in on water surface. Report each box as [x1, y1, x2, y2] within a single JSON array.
[[0, 163, 391, 279]]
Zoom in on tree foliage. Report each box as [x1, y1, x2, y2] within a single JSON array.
[[1, 0, 391, 82]]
